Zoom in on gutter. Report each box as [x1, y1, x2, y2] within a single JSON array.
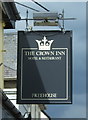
[[2, 2, 21, 21]]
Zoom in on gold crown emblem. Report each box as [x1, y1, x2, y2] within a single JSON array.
[[36, 36, 54, 50]]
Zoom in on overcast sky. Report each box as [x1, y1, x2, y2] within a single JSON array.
[[13, 0, 87, 2], [5, 1, 86, 118]]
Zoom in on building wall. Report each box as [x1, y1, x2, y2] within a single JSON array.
[[4, 33, 17, 71], [4, 33, 17, 88]]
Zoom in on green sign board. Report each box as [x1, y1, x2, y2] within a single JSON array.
[[17, 31, 72, 104]]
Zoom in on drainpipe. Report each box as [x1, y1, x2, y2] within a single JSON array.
[[30, 104, 40, 119], [0, 3, 4, 89]]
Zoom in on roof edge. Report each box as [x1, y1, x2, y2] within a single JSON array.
[[0, 89, 23, 119]]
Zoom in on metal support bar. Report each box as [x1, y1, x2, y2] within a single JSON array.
[[31, 0, 50, 12], [26, 10, 29, 31], [62, 9, 65, 30], [15, 2, 40, 12], [17, 18, 76, 21]]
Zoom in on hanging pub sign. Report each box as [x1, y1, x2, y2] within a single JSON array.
[[17, 31, 72, 104]]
